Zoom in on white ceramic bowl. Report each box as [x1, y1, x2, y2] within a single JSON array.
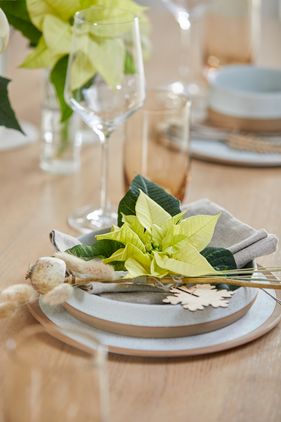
[[208, 65, 281, 119]]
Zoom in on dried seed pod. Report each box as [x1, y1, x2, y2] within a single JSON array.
[[55, 252, 115, 281], [28, 257, 66, 294], [0, 302, 17, 319], [0, 284, 38, 305], [42, 283, 74, 306]]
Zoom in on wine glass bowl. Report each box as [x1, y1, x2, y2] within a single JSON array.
[[65, 6, 145, 232]]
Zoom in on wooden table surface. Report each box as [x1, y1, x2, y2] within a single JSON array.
[[1, 31, 281, 422]]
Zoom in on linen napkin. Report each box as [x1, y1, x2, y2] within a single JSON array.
[[50, 199, 278, 304]]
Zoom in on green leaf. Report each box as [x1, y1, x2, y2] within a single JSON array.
[[21, 37, 61, 69], [66, 239, 124, 260], [96, 223, 146, 253], [124, 51, 136, 74], [201, 247, 237, 271], [50, 56, 73, 122], [0, 77, 24, 134], [0, 1, 41, 46], [118, 175, 181, 226], [43, 15, 72, 55], [201, 247, 239, 291], [179, 214, 220, 252], [135, 191, 170, 231]]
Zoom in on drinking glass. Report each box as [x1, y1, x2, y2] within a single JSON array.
[[161, 0, 208, 121], [204, 0, 253, 70], [123, 88, 191, 201], [4, 325, 109, 422], [162, 1, 208, 96], [251, 0, 281, 68], [65, 7, 145, 232]]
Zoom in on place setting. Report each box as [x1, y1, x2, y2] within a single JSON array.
[[1, 0, 281, 421]]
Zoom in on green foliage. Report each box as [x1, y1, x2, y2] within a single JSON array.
[[50, 56, 73, 122], [117, 175, 181, 226], [67, 239, 124, 260], [0, 77, 24, 133], [4, 0, 148, 120], [66, 175, 239, 280], [96, 190, 218, 278], [201, 247, 237, 271], [0, 1, 40, 46]]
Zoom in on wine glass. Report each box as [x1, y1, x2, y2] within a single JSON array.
[[65, 6, 145, 232], [162, 0, 208, 92], [162, 0, 208, 116]]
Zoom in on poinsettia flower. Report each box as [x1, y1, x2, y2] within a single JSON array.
[[22, 0, 147, 89], [96, 191, 220, 278]]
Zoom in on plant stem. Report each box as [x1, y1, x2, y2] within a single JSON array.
[[65, 275, 281, 290]]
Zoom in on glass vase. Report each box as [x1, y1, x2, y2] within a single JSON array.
[[40, 76, 81, 174]]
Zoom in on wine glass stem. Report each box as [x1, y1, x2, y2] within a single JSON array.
[[99, 133, 110, 215]]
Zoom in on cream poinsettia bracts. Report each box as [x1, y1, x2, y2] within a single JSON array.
[[96, 191, 220, 278], [22, 0, 147, 89]]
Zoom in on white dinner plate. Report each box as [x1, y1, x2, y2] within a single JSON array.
[[191, 138, 281, 167]]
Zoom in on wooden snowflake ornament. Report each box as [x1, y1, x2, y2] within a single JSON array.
[[163, 284, 234, 311]]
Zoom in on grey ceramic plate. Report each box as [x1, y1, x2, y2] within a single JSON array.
[[30, 288, 280, 357]]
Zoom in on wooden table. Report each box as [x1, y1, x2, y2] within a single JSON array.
[[1, 32, 281, 422]]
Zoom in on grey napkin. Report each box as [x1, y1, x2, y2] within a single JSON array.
[[185, 199, 278, 268], [50, 199, 278, 304]]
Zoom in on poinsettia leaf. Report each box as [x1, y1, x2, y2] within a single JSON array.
[[69, 48, 96, 91], [135, 191, 170, 231], [1, 1, 41, 46], [44, 0, 81, 21], [66, 239, 124, 260], [21, 37, 61, 69], [104, 243, 151, 271], [118, 175, 181, 226], [179, 214, 220, 252], [43, 15, 72, 56], [96, 223, 146, 252], [0, 77, 24, 134], [154, 245, 216, 277], [124, 257, 149, 277], [201, 247, 237, 271], [26, 0, 54, 30], [50, 56, 73, 122], [201, 247, 242, 291], [122, 214, 150, 244]]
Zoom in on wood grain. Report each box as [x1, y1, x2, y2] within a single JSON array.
[[1, 30, 281, 422]]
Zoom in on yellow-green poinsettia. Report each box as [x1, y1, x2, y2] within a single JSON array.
[[22, 0, 147, 81], [96, 191, 220, 278]]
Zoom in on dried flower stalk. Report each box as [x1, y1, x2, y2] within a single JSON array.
[[42, 283, 74, 306]]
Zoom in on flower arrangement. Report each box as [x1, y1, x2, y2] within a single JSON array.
[[0, 175, 281, 318], [1, 0, 148, 122], [0, 8, 23, 133]]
